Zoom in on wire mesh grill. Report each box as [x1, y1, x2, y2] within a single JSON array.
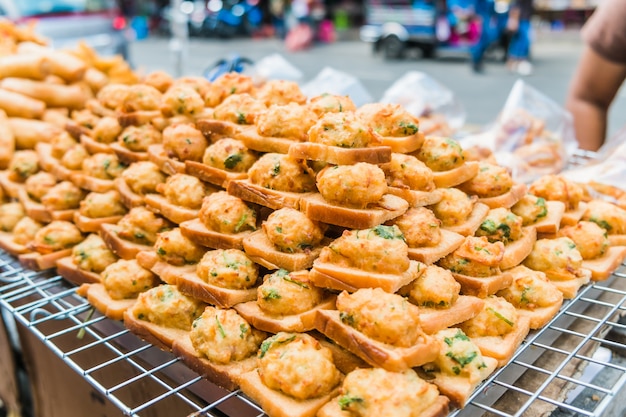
[[1, 248, 625, 417]]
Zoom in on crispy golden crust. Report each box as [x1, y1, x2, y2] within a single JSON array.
[[432, 161, 479, 188], [239, 369, 340, 417], [234, 296, 337, 334], [227, 179, 314, 211], [548, 268, 591, 299], [185, 160, 247, 188], [143, 194, 198, 225], [441, 201, 490, 237], [288, 142, 392, 165], [312, 333, 370, 375], [318, 394, 449, 417], [242, 230, 328, 272], [500, 227, 537, 270], [314, 309, 439, 371], [532, 200, 566, 234], [117, 110, 162, 127], [73, 211, 123, 233], [407, 229, 465, 265], [310, 260, 425, 294], [18, 248, 72, 271], [582, 246, 626, 281], [468, 316, 531, 367], [109, 142, 149, 165], [386, 187, 442, 208], [18, 188, 75, 224], [78, 283, 136, 321], [147, 144, 187, 176], [561, 202, 587, 227], [451, 270, 514, 298], [301, 193, 409, 230], [236, 125, 300, 154], [123, 309, 189, 352], [196, 119, 240, 142], [179, 218, 251, 250], [0, 231, 30, 255], [172, 336, 257, 391], [100, 223, 153, 260], [479, 183, 527, 209], [608, 235, 626, 246], [79, 134, 113, 155], [69, 172, 115, 193], [0, 170, 23, 199], [417, 295, 485, 334], [377, 131, 425, 154], [114, 177, 145, 209], [56, 256, 101, 286]]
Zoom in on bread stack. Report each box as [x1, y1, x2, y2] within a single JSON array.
[[2, 21, 626, 417]]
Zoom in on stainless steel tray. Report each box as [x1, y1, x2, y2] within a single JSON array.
[[1, 249, 625, 417]]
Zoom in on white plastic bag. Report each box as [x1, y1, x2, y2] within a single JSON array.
[[248, 53, 303, 85], [301, 67, 373, 107]]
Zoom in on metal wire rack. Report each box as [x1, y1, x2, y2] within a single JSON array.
[[1, 247, 625, 417]]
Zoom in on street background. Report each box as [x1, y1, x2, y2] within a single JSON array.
[[129, 30, 626, 143]]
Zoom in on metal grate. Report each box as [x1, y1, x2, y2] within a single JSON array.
[[1, 248, 625, 417]]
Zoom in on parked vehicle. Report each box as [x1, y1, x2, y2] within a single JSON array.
[[203, 0, 263, 38], [360, 0, 510, 60], [0, 0, 130, 60]]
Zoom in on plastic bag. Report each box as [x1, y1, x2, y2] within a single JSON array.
[[301, 67, 373, 107], [460, 80, 578, 183], [247, 53, 303, 85], [379, 71, 465, 136]]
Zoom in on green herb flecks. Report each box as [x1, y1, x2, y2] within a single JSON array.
[[224, 153, 243, 169], [488, 307, 514, 327], [338, 394, 364, 410], [215, 315, 227, 338], [259, 334, 296, 358]]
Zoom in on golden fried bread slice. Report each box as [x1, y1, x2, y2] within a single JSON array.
[[179, 218, 251, 250], [310, 259, 425, 294], [500, 226, 537, 270], [18, 248, 72, 271], [467, 315, 531, 367], [109, 142, 149, 165], [386, 187, 443, 208], [314, 309, 439, 371], [196, 119, 240, 143], [407, 229, 465, 265], [185, 160, 247, 188], [227, 179, 314, 211], [442, 201, 490, 236], [65, 120, 92, 140], [147, 144, 186, 176], [76, 283, 136, 321], [608, 235, 626, 246], [288, 142, 392, 165], [234, 296, 337, 334], [561, 201, 587, 227], [114, 177, 145, 209], [318, 393, 449, 417], [100, 223, 153, 260], [17, 188, 75, 223], [451, 270, 514, 298], [123, 309, 188, 352], [546, 268, 591, 299], [242, 230, 328, 272], [417, 295, 485, 334], [312, 332, 370, 374], [118, 110, 162, 127], [0, 232, 30, 255], [432, 161, 479, 188], [172, 336, 257, 391], [56, 256, 101, 286], [376, 131, 425, 154], [80, 134, 113, 155], [532, 200, 566, 234], [0, 170, 23, 199], [143, 193, 198, 225], [236, 124, 301, 154], [300, 193, 409, 230], [583, 246, 626, 281], [69, 172, 115, 193], [73, 211, 123, 234], [479, 183, 527, 209]]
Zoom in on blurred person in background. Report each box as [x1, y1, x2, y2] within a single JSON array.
[[566, 0, 626, 151], [470, 0, 495, 73], [505, 0, 534, 75]]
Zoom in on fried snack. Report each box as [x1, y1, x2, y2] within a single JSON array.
[[412, 136, 478, 188], [8, 118, 63, 149], [0, 88, 45, 119], [0, 78, 87, 109], [357, 103, 425, 153], [497, 265, 563, 329], [429, 188, 490, 237], [74, 190, 127, 233], [0, 54, 50, 80], [144, 174, 214, 225], [0, 216, 43, 256], [511, 194, 565, 234], [17, 43, 86, 82], [419, 328, 498, 408], [381, 153, 442, 207], [529, 174, 586, 225], [582, 199, 626, 246], [0, 109, 14, 169], [116, 161, 166, 208], [235, 269, 336, 333], [56, 234, 117, 285], [19, 220, 84, 270]]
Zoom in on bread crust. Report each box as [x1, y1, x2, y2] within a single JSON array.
[[18, 248, 72, 271], [144, 193, 198, 225], [310, 259, 425, 294], [468, 315, 531, 367], [407, 228, 465, 265], [479, 183, 527, 209], [0, 170, 23, 199], [242, 230, 328, 272], [69, 172, 115, 193], [56, 256, 101, 285], [432, 161, 479, 188], [73, 211, 123, 233], [118, 110, 162, 127], [288, 142, 392, 165], [583, 246, 626, 281], [548, 268, 591, 299], [420, 356, 498, 409], [377, 131, 425, 154], [234, 296, 337, 333], [236, 124, 301, 154], [185, 160, 247, 189], [311, 332, 370, 374], [196, 119, 240, 143], [65, 120, 92, 140], [135, 250, 160, 271], [608, 235, 626, 247], [560, 202, 587, 227], [451, 270, 514, 298], [179, 218, 251, 250], [314, 309, 439, 371], [114, 177, 145, 209], [500, 226, 537, 270], [239, 369, 341, 417], [172, 336, 257, 391], [227, 179, 314, 211], [35, 142, 71, 181], [386, 187, 443, 208], [532, 200, 565, 234], [300, 193, 409, 230], [318, 393, 449, 417], [0, 232, 31, 256], [417, 295, 485, 334], [442, 202, 490, 236], [147, 144, 187, 176], [18, 188, 75, 223], [110, 142, 149, 165], [100, 223, 153, 260], [80, 134, 114, 155], [123, 309, 189, 352], [77, 283, 136, 321]]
